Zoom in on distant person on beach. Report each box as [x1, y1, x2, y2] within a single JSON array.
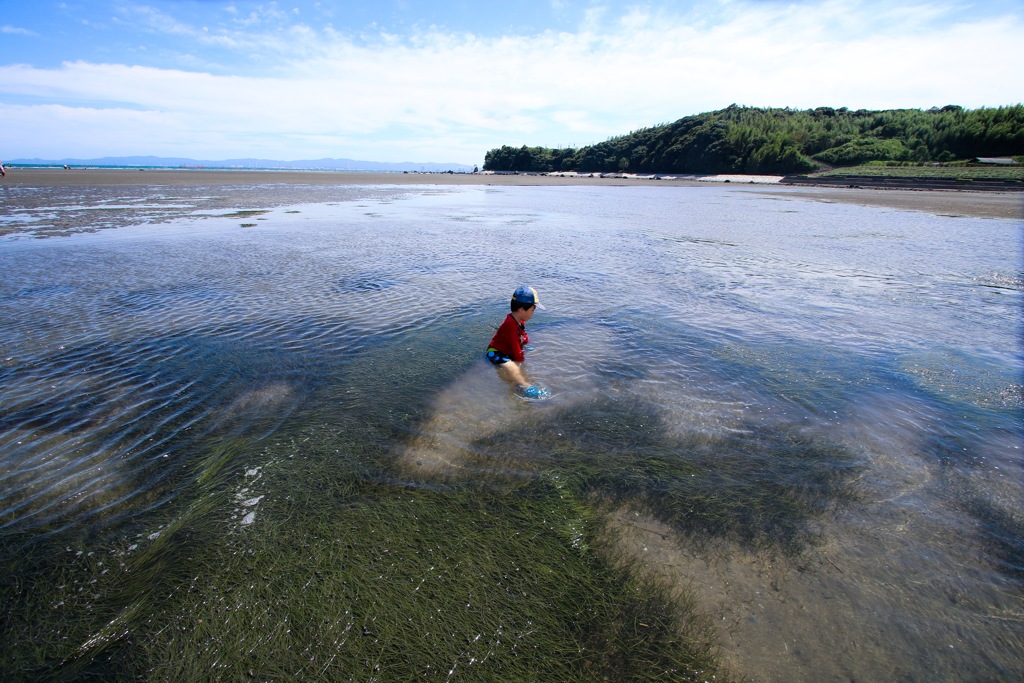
[[0, 160, 5, 178], [485, 286, 550, 399]]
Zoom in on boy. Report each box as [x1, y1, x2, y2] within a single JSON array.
[[485, 286, 550, 399]]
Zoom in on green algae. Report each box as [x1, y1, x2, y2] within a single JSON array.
[[0, 314, 862, 680], [1, 451, 725, 681]]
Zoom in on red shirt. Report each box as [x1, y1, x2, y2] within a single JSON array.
[[487, 313, 529, 363]]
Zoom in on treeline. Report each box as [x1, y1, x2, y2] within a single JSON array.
[[483, 104, 1024, 175]]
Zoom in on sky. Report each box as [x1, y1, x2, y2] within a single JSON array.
[[1, 1, 1022, 165]]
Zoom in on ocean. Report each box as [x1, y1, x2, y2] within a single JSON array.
[[1, 181, 1021, 680]]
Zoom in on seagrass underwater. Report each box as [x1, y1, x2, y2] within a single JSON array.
[[0, 177, 1021, 680]]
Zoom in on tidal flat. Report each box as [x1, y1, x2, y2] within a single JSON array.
[[1, 175, 1021, 681]]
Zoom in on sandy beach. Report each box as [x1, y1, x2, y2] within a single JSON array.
[[3, 167, 1021, 220]]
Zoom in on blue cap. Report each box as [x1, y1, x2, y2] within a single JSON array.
[[513, 285, 545, 309]]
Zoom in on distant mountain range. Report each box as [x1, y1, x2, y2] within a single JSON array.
[[8, 155, 476, 173]]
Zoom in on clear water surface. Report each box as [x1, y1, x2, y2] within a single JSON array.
[[1, 183, 1021, 680]]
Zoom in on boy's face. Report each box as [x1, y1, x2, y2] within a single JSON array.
[[513, 304, 535, 322]]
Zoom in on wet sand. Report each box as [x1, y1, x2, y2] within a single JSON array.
[[3, 167, 1021, 220], [769, 186, 1022, 220]]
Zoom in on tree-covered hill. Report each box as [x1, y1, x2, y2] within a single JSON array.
[[483, 104, 1024, 175]]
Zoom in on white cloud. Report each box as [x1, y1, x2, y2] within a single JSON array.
[[2, 25, 37, 36], [2, 0, 1022, 162]]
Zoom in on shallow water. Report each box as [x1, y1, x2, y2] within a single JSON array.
[[1, 182, 1021, 680]]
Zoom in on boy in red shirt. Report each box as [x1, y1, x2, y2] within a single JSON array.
[[485, 286, 550, 399]]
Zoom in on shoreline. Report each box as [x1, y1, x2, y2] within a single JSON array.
[[3, 167, 1020, 220]]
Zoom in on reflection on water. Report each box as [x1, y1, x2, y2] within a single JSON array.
[[1, 183, 1021, 680]]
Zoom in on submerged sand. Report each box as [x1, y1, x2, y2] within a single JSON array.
[[2, 167, 1021, 220]]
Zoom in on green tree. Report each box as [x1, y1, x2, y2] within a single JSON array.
[[482, 104, 1024, 174]]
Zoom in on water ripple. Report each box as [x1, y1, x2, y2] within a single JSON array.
[[0, 183, 1021, 681]]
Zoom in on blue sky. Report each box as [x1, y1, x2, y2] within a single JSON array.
[[2, 1, 1022, 165]]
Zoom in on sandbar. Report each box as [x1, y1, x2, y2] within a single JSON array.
[[3, 167, 1020, 220]]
